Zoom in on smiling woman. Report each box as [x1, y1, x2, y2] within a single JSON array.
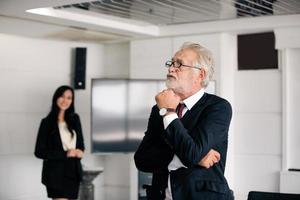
[[34, 85, 85, 200]]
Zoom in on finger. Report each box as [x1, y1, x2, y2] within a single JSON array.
[[204, 163, 209, 168], [212, 156, 218, 163], [215, 152, 221, 160], [211, 149, 220, 160], [207, 149, 214, 155]]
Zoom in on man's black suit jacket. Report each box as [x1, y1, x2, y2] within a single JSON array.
[[134, 93, 232, 200], [34, 113, 85, 189]]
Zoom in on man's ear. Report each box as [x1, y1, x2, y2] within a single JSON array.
[[194, 69, 206, 87], [199, 68, 206, 81]]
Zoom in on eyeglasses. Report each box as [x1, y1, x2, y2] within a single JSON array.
[[165, 60, 201, 70]]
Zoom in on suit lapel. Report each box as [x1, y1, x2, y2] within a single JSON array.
[[180, 93, 209, 131]]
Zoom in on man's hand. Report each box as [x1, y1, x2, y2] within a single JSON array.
[[198, 149, 220, 168], [155, 89, 180, 109]]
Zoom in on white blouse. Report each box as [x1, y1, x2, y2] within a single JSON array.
[[58, 122, 77, 151]]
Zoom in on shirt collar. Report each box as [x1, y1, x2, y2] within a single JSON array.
[[182, 88, 205, 110]]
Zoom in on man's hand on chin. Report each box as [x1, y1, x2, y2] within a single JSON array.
[[155, 89, 180, 110]]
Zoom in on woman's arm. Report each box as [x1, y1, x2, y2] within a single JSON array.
[[34, 118, 67, 160]]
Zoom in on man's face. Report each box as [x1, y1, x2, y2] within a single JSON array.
[[166, 49, 201, 95]]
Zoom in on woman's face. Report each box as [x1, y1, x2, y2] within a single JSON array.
[[56, 89, 73, 111]]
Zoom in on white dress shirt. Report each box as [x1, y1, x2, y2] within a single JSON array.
[[163, 88, 205, 200], [58, 122, 77, 151]]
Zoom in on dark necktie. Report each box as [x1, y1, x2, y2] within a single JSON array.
[[177, 103, 185, 118]]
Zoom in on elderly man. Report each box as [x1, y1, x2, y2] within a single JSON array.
[[134, 42, 233, 200]]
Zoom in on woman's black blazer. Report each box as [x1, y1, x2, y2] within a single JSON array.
[[34, 113, 85, 188]]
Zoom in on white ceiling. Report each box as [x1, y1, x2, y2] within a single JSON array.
[[0, 0, 300, 42], [55, 0, 300, 25]]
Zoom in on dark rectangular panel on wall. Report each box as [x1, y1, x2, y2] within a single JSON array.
[[238, 32, 278, 70], [74, 47, 87, 89]]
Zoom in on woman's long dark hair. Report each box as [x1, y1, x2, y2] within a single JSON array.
[[46, 85, 76, 136]]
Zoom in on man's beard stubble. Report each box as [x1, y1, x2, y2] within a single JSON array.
[[166, 79, 182, 94], [166, 77, 193, 96]]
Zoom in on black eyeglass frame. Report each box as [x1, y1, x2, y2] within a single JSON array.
[[165, 60, 201, 70]]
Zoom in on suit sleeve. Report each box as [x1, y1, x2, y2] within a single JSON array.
[[164, 99, 232, 168], [75, 114, 85, 151], [34, 118, 67, 160], [134, 106, 173, 173]]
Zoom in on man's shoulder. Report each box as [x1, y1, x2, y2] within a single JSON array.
[[151, 104, 159, 111], [205, 93, 230, 102], [202, 93, 231, 108]]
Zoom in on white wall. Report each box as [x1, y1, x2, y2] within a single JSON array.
[[276, 27, 300, 194], [284, 48, 300, 169], [103, 42, 130, 78], [130, 37, 173, 79], [1, 17, 300, 200], [234, 70, 282, 200], [0, 33, 121, 200]]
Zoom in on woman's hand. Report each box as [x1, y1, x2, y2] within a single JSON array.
[[75, 149, 84, 158], [67, 149, 84, 158], [67, 149, 77, 157]]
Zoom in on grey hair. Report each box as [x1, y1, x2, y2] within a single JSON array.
[[180, 42, 214, 88]]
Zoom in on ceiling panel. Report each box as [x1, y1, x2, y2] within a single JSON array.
[[54, 0, 300, 25]]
